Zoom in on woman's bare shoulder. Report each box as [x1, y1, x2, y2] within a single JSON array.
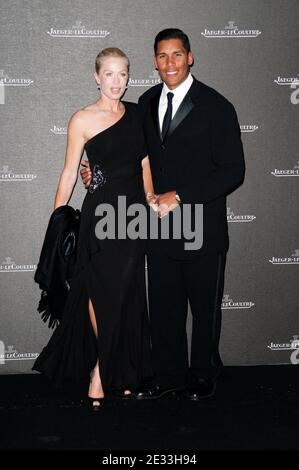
[[68, 104, 98, 131], [70, 104, 95, 121]]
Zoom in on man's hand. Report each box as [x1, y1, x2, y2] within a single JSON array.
[[80, 159, 92, 189], [157, 191, 179, 218]]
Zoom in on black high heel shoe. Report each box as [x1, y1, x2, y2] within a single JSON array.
[[87, 396, 104, 411]]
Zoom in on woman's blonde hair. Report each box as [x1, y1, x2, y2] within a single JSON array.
[[95, 47, 129, 73]]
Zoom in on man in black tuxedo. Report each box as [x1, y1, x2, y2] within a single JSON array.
[[81, 29, 245, 400], [135, 28, 245, 400]]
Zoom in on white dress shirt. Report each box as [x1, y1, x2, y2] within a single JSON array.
[[158, 73, 194, 132]]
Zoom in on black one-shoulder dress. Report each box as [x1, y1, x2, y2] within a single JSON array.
[[33, 102, 152, 392]]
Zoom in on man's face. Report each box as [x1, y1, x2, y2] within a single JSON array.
[[154, 38, 194, 90]]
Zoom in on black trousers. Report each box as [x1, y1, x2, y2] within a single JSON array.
[[147, 252, 226, 388]]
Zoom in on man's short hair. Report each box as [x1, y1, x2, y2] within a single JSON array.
[[154, 28, 191, 54]]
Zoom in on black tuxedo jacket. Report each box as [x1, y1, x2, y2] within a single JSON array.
[[138, 77, 245, 259]]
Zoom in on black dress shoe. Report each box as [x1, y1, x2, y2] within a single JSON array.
[[113, 389, 135, 400], [134, 384, 186, 400], [185, 379, 216, 401]]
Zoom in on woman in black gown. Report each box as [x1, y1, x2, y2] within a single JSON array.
[[33, 48, 155, 410]]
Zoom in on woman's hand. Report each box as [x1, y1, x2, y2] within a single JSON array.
[[142, 156, 159, 212], [146, 192, 159, 212]]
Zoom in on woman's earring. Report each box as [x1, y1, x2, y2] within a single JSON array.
[[97, 83, 100, 90]]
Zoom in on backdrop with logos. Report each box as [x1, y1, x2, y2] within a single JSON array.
[[1, 0, 298, 373]]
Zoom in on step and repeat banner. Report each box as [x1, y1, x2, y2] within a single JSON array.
[[0, 0, 298, 373]]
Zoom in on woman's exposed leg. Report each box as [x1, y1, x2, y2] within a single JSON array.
[[88, 298, 104, 405], [88, 297, 131, 399]]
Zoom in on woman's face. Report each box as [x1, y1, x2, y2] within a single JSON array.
[[94, 57, 129, 100]]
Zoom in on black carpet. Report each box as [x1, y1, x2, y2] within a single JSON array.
[[0, 365, 298, 453]]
